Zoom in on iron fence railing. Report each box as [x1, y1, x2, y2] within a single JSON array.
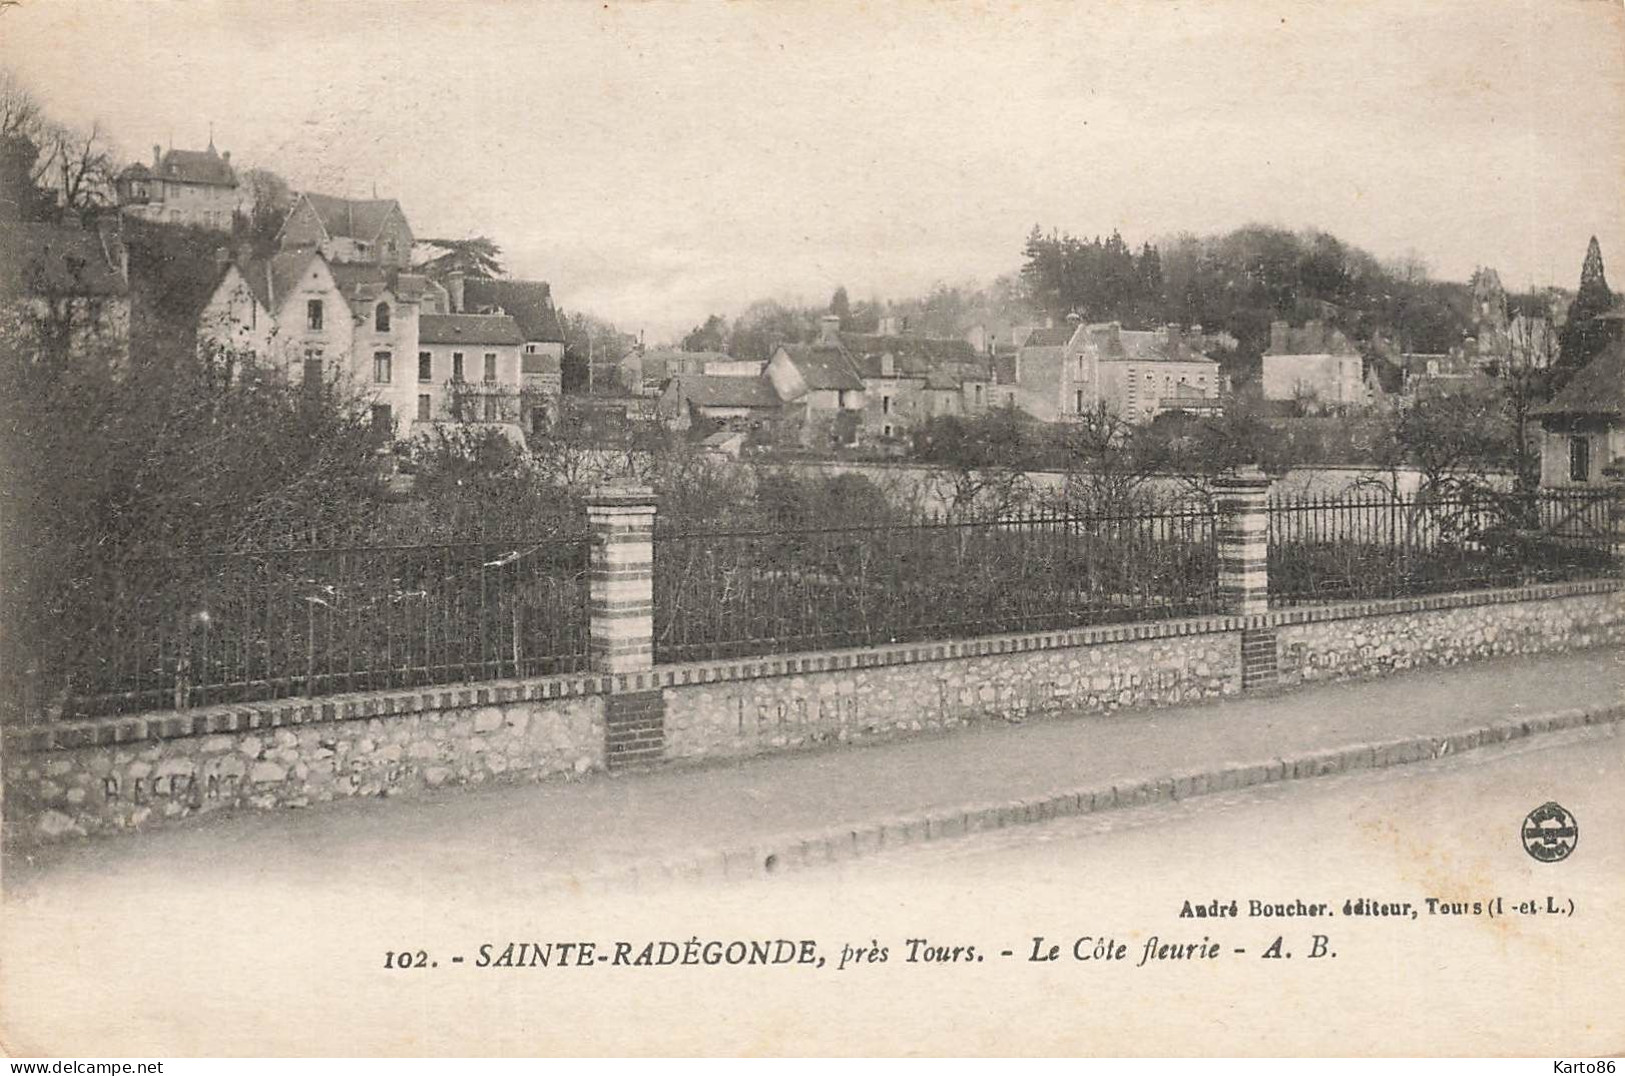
[[2, 534, 592, 724], [652, 507, 1220, 663], [1267, 488, 1620, 606]]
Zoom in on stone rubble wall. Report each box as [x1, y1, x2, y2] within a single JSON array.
[[6, 689, 604, 842], [5, 581, 1620, 844], [664, 632, 1238, 760], [1277, 586, 1625, 685]]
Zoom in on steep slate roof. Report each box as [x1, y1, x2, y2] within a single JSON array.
[[419, 313, 524, 346], [460, 278, 565, 343], [155, 146, 237, 188], [1021, 325, 1077, 349], [0, 221, 128, 298], [327, 263, 435, 304], [1087, 324, 1219, 365], [1268, 322, 1358, 355], [297, 193, 403, 243], [843, 333, 979, 366], [1533, 341, 1625, 419], [777, 343, 865, 391], [236, 249, 323, 313], [673, 374, 781, 409]]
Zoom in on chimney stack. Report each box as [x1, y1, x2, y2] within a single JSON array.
[[448, 270, 465, 314], [818, 313, 841, 346], [153, 145, 162, 169], [1269, 320, 1289, 354]]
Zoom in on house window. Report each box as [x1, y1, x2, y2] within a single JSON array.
[[1076, 389, 1085, 413], [306, 300, 323, 331], [371, 403, 392, 434], [302, 356, 323, 387], [484, 396, 499, 422], [1570, 437, 1591, 483], [484, 353, 497, 383], [974, 384, 983, 404], [418, 352, 432, 381], [525, 343, 538, 354], [374, 351, 392, 383], [883, 424, 893, 438], [882, 395, 891, 415], [417, 394, 431, 421], [375, 302, 390, 332], [452, 353, 464, 381]]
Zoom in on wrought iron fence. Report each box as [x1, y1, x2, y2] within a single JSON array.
[[652, 506, 1219, 663], [2, 534, 592, 724], [1267, 488, 1621, 606]]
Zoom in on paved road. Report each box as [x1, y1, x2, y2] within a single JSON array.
[[8, 648, 1623, 898], [4, 721, 1618, 1056]]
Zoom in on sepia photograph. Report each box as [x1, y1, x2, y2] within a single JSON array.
[[0, 0, 1622, 1059]]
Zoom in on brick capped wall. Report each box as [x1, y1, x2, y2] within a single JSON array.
[[1275, 581, 1625, 684], [6, 579, 1621, 844]]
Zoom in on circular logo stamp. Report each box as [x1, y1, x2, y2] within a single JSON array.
[[1522, 802, 1578, 863]]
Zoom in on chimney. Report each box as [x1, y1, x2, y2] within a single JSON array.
[[818, 313, 841, 346], [153, 145, 161, 169], [1269, 320, 1289, 354], [448, 270, 465, 314], [1305, 319, 1326, 353]]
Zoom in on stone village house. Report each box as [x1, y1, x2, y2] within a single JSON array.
[[0, 216, 131, 365], [193, 193, 560, 441], [1261, 320, 1366, 411], [1010, 314, 1222, 424], [115, 140, 244, 233], [1533, 336, 1625, 489]]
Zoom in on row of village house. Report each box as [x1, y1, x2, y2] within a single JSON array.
[[3, 139, 1621, 486]]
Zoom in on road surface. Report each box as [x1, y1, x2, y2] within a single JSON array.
[[3, 723, 1620, 1056]]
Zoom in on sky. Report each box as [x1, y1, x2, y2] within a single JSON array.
[[3, 0, 1622, 341]]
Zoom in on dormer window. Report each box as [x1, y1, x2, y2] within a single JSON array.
[[375, 302, 390, 332]]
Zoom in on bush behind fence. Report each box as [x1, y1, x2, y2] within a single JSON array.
[[3, 486, 1619, 725], [1267, 488, 1620, 605], [652, 506, 1221, 663]]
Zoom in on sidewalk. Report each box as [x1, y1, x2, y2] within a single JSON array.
[[6, 648, 1623, 895]]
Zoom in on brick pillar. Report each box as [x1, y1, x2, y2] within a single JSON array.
[[587, 485, 657, 674], [1213, 466, 1271, 616]]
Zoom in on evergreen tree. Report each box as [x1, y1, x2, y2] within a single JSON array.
[[1555, 236, 1620, 389], [828, 285, 852, 328]]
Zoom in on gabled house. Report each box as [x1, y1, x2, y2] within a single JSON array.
[[1261, 320, 1365, 410], [766, 316, 867, 446], [277, 192, 414, 269], [656, 373, 782, 434], [1010, 319, 1087, 422], [841, 331, 992, 439], [1532, 338, 1625, 488], [0, 217, 131, 365], [116, 140, 242, 231]]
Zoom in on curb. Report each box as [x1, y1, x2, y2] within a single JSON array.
[[577, 702, 1625, 893]]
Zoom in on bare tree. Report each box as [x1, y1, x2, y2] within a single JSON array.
[[38, 119, 115, 210], [0, 66, 43, 141]]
